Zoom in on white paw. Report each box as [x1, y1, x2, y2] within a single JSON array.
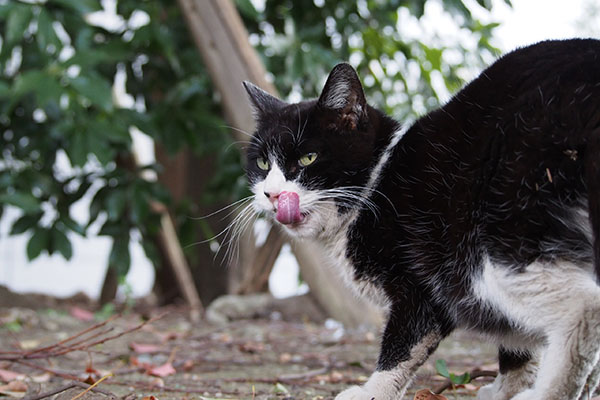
[[335, 385, 375, 400]]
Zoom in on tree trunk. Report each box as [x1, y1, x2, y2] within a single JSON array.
[[154, 147, 230, 307]]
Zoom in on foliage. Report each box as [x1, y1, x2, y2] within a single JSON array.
[[435, 359, 471, 385], [0, 0, 508, 280], [241, 0, 510, 118], [0, 0, 234, 277]]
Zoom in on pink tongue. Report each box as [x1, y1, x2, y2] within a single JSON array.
[[276, 191, 302, 225]]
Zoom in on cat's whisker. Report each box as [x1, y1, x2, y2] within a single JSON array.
[[184, 200, 256, 253], [221, 124, 256, 139], [191, 196, 255, 221], [221, 206, 258, 267]]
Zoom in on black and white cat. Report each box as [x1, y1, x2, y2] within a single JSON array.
[[243, 39, 600, 400]]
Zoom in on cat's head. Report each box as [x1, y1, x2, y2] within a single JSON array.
[[244, 63, 397, 238]]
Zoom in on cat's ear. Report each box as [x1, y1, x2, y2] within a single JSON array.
[[318, 63, 367, 131], [243, 81, 286, 117]]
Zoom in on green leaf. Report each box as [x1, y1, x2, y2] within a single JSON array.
[[450, 371, 471, 385], [98, 220, 124, 237], [10, 213, 42, 235], [235, 0, 259, 19], [88, 186, 109, 227], [27, 227, 50, 260], [5, 4, 32, 47], [48, 0, 102, 14], [60, 214, 86, 236], [272, 382, 289, 394], [0, 192, 41, 214], [141, 238, 160, 268], [2, 320, 23, 332], [0, 81, 10, 98], [66, 131, 89, 166], [11, 69, 62, 108], [130, 187, 148, 225], [89, 118, 131, 144], [105, 189, 127, 221], [69, 74, 114, 111], [52, 227, 72, 260], [109, 235, 131, 278], [36, 9, 62, 55], [435, 359, 450, 378]]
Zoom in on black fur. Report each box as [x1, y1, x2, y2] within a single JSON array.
[[245, 38, 600, 398]]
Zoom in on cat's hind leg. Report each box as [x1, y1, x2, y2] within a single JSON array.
[[477, 347, 538, 400], [476, 260, 600, 400]]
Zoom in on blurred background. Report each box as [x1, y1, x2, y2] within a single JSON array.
[[0, 0, 598, 322]]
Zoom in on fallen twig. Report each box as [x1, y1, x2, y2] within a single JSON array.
[[0, 314, 165, 362], [71, 373, 114, 400], [22, 315, 119, 358], [22, 380, 117, 400], [433, 369, 497, 394], [278, 367, 330, 382]]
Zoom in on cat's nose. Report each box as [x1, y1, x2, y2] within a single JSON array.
[[264, 191, 280, 203]]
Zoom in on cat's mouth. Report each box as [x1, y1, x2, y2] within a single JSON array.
[[274, 191, 308, 227]]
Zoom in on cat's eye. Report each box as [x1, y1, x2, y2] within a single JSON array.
[[299, 153, 318, 167], [256, 157, 270, 171]]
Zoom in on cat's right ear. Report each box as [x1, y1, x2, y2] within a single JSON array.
[[243, 81, 286, 118], [318, 63, 367, 131]]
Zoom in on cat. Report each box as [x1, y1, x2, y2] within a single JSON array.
[[243, 38, 600, 400]]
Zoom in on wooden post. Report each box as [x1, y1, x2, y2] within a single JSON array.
[[154, 203, 203, 321], [176, 0, 383, 327]]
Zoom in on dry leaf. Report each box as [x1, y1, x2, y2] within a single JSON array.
[[8, 381, 27, 392], [413, 389, 448, 400], [0, 369, 24, 382], [19, 339, 40, 350], [328, 371, 343, 383], [182, 360, 194, 371], [70, 306, 95, 322], [148, 377, 165, 388], [148, 362, 176, 377], [31, 373, 51, 383], [239, 341, 264, 353], [130, 342, 162, 354], [154, 331, 182, 342], [141, 396, 159, 400], [0, 381, 28, 392]]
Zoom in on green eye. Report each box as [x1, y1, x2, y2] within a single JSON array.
[[299, 153, 318, 167], [257, 157, 270, 170]]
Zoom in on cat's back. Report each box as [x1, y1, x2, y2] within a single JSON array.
[[462, 39, 600, 265], [379, 39, 600, 269], [457, 38, 600, 109]]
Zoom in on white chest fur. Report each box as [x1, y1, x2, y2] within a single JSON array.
[[322, 216, 392, 310]]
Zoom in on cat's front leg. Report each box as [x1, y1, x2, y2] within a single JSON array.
[[335, 304, 450, 400]]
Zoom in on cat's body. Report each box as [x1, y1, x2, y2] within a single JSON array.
[[244, 39, 600, 400]]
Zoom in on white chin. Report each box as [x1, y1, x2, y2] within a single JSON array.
[[280, 214, 318, 238]]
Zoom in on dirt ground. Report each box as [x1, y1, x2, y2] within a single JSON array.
[[0, 293, 500, 400]]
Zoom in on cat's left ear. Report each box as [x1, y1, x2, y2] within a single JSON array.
[[243, 81, 286, 117], [318, 63, 367, 131]]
